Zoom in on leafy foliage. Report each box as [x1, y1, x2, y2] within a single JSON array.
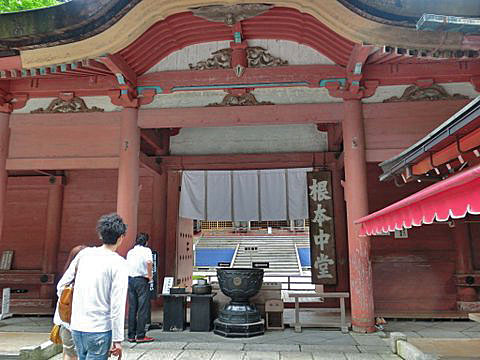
[[0, 0, 61, 13]]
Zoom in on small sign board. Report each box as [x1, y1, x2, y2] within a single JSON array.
[[307, 171, 337, 285], [150, 251, 158, 299], [217, 262, 231, 267], [252, 261, 269, 269], [0, 251, 13, 271], [394, 229, 408, 239], [0, 288, 12, 320], [162, 277, 174, 295]]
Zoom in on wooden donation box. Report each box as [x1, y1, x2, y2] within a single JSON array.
[[190, 293, 216, 332], [162, 293, 187, 331]]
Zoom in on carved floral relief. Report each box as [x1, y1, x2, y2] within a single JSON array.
[[191, 4, 273, 25], [189, 49, 232, 70], [383, 84, 470, 103], [31, 97, 104, 113], [189, 47, 288, 70], [207, 93, 274, 106]]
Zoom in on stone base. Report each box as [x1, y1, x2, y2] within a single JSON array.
[[457, 301, 480, 312], [213, 319, 265, 338]]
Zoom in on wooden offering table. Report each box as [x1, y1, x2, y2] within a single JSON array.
[[288, 291, 350, 333]]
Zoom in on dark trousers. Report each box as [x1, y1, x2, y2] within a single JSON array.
[[128, 276, 150, 339]]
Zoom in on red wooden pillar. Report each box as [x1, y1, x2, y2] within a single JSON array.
[[0, 111, 9, 243], [165, 170, 180, 277], [40, 178, 64, 298], [343, 99, 375, 333], [116, 107, 140, 256], [453, 222, 477, 302], [151, 171, 168, 288]]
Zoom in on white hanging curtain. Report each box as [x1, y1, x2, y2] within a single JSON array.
[[179, 168, 311, 221]]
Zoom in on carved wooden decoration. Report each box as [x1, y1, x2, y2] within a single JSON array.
[[191, 4, 273, 25], [208, 93, 274, 106], [383, 84, 470, 103], [31, 97, 104, 113], [189, 47, 288, 70], [189, 49, 232, 70], [247, 46, 288, 67]]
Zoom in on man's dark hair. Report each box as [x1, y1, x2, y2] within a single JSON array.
[[96, 213, 127, 245], [135, 232, 149, 246]]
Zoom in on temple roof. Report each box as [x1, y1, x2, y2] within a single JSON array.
[[339, 0, 480, 27], [0, 0, 479, 69]]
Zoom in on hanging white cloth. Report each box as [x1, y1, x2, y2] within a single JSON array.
[[179, 168, 312, 221]]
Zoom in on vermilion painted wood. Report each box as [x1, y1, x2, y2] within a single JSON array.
[[6, 157, 120, 170], [150, 171, 168, 305], [364, 62, 480, 86], [2, 186, 48, 270], [165, 170, 180, 276], [0, 55, 22, 70], [138, 64, 345, 93], [116, 108, 140, 257], [452, 223, 477, 302], [40, 181, 64, 299], [4, 59, 479, 99], [9, 112, 121, 127], [343, 99, 375, 333], [5, 100, 468, 170], [139, 152, 161, 175], [118, 8, 355, 74], [56, 170, 154, 271], [0, 113, 9, 245], [364, 100, 471, 159], [138, 103, 344, 128], [160, 152, 339, 171], [367, 163, 457, 312]]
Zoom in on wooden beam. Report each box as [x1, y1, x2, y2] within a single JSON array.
[[317, 123, 342, 152], [10, 112, 121, 127], [0, 55, 22, 71], [7, 176, 63, 186], [336, 151, 344, 170], [139, 64, 345, 92], [138, 62, 480, 92], [139, 152, 162, 175], [140, 129, 167, 155], [346, 45, 376, 75], [99, 54, 137, 86], [139, 103, 343, 128], [160, 152, 339, 170], [6, 60, 480, 99], [6, 157, 119, 170]]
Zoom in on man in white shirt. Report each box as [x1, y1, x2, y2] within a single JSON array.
[[58, 213, 128, 360], [126, 233, 154, 343]]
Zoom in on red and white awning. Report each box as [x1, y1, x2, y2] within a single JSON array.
[[355, 163, 480, 236]]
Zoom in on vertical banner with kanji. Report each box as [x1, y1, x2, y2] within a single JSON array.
[[307, 171, 337, 285]]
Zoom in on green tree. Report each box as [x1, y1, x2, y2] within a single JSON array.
[[0, 0, 61, 13]]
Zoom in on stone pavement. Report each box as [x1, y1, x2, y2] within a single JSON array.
[[45, 328, 399, 360], [1, 317, 480, 359]]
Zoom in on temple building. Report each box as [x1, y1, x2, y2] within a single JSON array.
[[0, 0, 480, 333]]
